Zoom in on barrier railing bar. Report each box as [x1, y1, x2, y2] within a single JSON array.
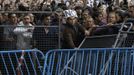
[[116, 50, 120, 75], [73, 51, 77, 75], [55, 52, 60, 75], [62, 53, 67, 75], [99, 50, 113, 75], [8, 53, 16, 75], [80, 51, 84, 75], [121, 52, 125, 75], [15, 53, 23, 75], [87, 50, 92, 75], [76, 52, 80, 74], [59, 51, 77, 75], [123, 50, 128, 75], [47, 53, 52, 75], [50, 52, 56, 75], [132, 50, 134, 75], [58, 52, 63, 75], [23, 53, 30, 75], [1, 53, 9, 75], [92, 51, 96, 75], [65, 67, 79, 75], [110, 51, 114, 75], [28, 52, 37, 75], [95, 51, 99, 75], [127, 51, 131, 75], [34, 52, 43, 73], [65, 51, 70, 75], [0, 49, 44, 54], [100, 50, 106, 74], [69, 52, 73, 75]]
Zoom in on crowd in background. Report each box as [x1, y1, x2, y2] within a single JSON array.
[[0, 0, 131, 11], [0, 0, 134, 52]]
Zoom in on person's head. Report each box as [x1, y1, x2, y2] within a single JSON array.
[[98, 5, 107, 13], [108, 12, 118, 24], [96, 13, 104, 22], [43, 14, 51, 26], [83, 17, 95, 28], [82, 10, 91, 19], [55, 12, 63, 20], [75, 6, 82, 16], [66, 16, 77, 25], [28, 13, 34, 22], [3, 13, 9, 21], [55, 8, 63, 20], [23, 14, 31, 25], [64, 9, 78, 25], [128, 1, 134, 17], [9, 14, 18, 24]]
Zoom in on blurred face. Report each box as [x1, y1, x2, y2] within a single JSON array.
[[128, 6, 134, 18], [108, 13, 117, 24], [30, 16, 34, 22], [67, 17, 76, 25], [84, 18, 94, 28], [98, 14, 103, 21], [82, 11, 89, 19], [3, 15, 8, 21], [75, 9, 82, 15], [98, 7, 104, 13], [43, 16, 51, 26], [55, 12, 63, 20], [0, 14, 3, 22], [10, 16, 18, 24], [23, 15, 31, 25]]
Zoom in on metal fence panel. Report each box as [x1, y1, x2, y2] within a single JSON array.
[[0, 49, 45, 75], [43, 48, 134, 75], [0, 25, 60, 52], [0, 11, 61, 52]]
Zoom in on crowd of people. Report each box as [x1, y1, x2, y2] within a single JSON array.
[[0, 0, 134, 52], [0, 0, 130, 11]]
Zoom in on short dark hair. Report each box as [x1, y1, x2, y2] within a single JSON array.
[[8, 13, 17, 18], [42, 13, 51, 19]]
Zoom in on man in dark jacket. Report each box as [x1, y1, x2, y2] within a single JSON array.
[[62, 16, 86, 49], [32, 14, 58, 53]]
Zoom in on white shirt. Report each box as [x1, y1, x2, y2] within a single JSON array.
[[14, 21, 34, 49]]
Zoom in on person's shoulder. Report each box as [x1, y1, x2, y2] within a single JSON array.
[[4, 21, 10, 25], [17, 21, 24, 26]]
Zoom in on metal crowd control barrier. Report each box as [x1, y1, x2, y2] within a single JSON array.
[[0, 49, 45, 75], [43, 48, 134, 75]]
